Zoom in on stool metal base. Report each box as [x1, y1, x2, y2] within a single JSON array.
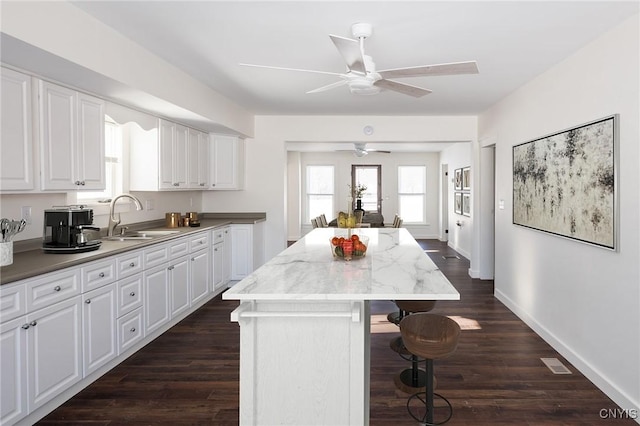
[[407, 391, 453, 426]]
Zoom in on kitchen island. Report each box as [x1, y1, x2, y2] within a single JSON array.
[[223, 227, 460, 425]]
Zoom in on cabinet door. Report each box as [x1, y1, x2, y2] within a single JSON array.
[[191, 249, 210, 304], [1, 67, 33, 191], [223, 227, 232, 284], [1, 316, 28, 425], [173, 124, 188, 188], [213, 242, 224, 291], [187, 127, 200, 188], [144, 265, 170, 335], [211, 135, 243, 190], [82, 284, 117, 377], [197, 132, 210, 188], [231, 224, 253, 280], [169, 257, 190, 317], [40, 81, 77, 190], [76, 92, 105, 190], [158, 119, 175, 189], [27, 296, 82, 411]]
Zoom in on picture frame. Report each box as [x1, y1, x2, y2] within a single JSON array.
[[462, 167, 471, 190], [512, 115, 618, 250], [462, 193, 471, 217], [454, 168, 463, 190], [454, 192, 463, 215]]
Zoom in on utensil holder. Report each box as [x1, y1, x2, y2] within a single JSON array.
[[1, 242, 13, 266]]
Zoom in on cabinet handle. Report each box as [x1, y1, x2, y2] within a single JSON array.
[[211, 183, 216, 187], [191, 258, 195, 261], [130, 291, 136, 297], [200, 183, 205, 186], [173, 183, 179, 187], [81, 181, 86, 186], [168, 266, 174, 270], [130, 327, 136, 333], [75, 180, 81, 185], [30, 320, 37, 327], [54, 285, 61, 292], [22, 324, 30, 330], [85, 299, 91, 304], [129, 262, 135, 267], [99, 272, 105, 278], [214, 248, 218, 252]]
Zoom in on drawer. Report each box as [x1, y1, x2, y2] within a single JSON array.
[[117, 275, 143, 317], [27, 269, 81, 312], [144, 244, 168, 268], [117, 251, 144, 279], [117, 307, 144, 355], [212, 228, 225, 244], [81, 258, 116, 292], [0, 282, 26, 322], [169, 238, 189, 259], [190, 232, 209, 252]]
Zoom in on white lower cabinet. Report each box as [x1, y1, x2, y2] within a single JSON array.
[[1, 316, 28, 425], [212, 242, 224, 291], [27, 296, 83, 412], [82, 284, 117, 377], [169, 256, 190, 317], [117, 308, 144, 354], [190, 248, 210, 305], [230, 223, 265, 280], [143, 264, 170, 335]]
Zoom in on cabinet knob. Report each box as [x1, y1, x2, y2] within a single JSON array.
[[22, 324, 30, 330], [129, 262, 135, 267], [214, 248, 218, 252], [173, 183, 179, 187], [130, 327, 136, 333], [85, 299, 91, 304], [130, 291, 136, 297], [75, 180, 81, 185], [30, 320, 37, 327], [99, 272, 105, 278], [200, 183, 205, 186], [211, 183, 216, 187], [81, 181, 86, 186], [54, 285, 61, 292], [191, 258, 195, 261], [168, 266, 174, 270]]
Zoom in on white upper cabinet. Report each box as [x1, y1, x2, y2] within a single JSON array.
[[0, 67, 34, 192], [188, 128, 209, 189], [131, 119, 207, 191], [210, 135, 244, 190], [39, 80, 105, 191]]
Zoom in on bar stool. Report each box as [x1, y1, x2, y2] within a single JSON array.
[[399, 313, 460, 425], [389, 300, 437, 393]]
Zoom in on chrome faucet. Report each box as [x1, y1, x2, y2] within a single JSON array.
[[108, 194, 144, 237]]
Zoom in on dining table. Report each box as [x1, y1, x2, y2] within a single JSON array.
[[223, 227, 460, 425]]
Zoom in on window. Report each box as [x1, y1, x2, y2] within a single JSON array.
[[306, 165, 334, 222], [398, 166, 426, 223], [77, 117, 123, 202], [352, 165, 381, 213]]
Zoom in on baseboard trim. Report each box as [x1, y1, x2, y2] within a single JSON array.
[[495, 288, 640, 420]]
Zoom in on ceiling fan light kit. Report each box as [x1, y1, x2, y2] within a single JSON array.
[[240, 22, 478, 98]]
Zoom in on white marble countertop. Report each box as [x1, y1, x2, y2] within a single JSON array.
[[223, 228, 460, 301]]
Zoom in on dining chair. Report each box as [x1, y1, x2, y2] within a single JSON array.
[[311, 218, 319, 228], [319, 214, 328, 227]]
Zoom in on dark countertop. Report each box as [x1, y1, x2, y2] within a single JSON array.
[[0, 212, 265, 286]]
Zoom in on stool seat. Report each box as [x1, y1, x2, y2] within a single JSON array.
[[400, 314, 460, 360]]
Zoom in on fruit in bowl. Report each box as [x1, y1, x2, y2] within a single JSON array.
[[330, 234, 368, 260]]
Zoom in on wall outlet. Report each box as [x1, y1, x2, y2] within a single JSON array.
[[145, 199, 155, 211], [21, 206, 32, 224]]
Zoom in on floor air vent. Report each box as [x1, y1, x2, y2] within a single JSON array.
[[541, 357, 572, 374]]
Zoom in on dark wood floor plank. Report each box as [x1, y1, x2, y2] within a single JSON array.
[[38, 240, 633, 425]]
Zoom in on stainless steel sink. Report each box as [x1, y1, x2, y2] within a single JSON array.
[[104, 230, 180, 241]]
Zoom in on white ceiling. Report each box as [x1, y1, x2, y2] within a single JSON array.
[[71, 1, 638, 117]]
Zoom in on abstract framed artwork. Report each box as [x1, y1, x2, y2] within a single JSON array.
[[462, 193, 471, 217], [462, 167, 471, 190], [454, 192, 463, 215], [512, 115, 618, 250], [454, 169, 463, 190]]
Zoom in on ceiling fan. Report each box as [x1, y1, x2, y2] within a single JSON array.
[[339, 143, 390, 157], [240, 22, 479, 98]]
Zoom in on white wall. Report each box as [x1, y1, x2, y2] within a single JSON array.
[[203, 115, 477, 261], [479, 14, 639, 414], [439, 143, 472, 259]]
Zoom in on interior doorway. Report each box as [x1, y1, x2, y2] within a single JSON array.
[[441, 164, 449, 242]]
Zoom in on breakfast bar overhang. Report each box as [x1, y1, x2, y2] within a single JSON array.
[[223, 228, 460, 425]]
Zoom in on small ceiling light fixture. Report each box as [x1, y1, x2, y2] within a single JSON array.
[[363, 125, 374, 136]]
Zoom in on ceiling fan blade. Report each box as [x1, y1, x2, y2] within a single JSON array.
[[374, 79, 432, 98], [306, 80, 348, 94], [239, 63, 343, 77], [378, 61, 479, 79], [329, 35, 366, 74], [368, 150, 391, 154]]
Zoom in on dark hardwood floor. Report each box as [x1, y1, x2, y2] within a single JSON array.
[[39, 240, 632, 425]]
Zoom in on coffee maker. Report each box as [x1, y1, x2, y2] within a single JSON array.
[[43, 206, 102, 253]]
